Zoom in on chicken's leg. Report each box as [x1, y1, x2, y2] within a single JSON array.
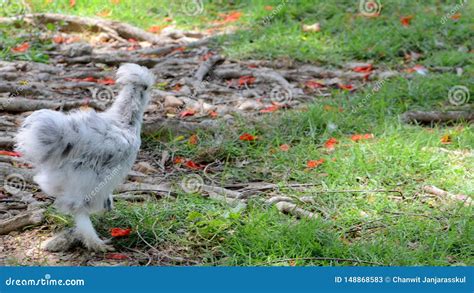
[[41, 213, 114, 252], [41, 228, 80, 252], [74, 213, 115, 252]]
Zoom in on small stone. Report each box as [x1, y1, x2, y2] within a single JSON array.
[[164, 95, 183, 108], [146, 104, 160, 113], [133, 162, 158, 174], [165, 107, 178, 114], [302, 23, 321, 32], [237, 99, 262, 111]]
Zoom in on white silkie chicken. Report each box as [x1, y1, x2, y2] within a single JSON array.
[[15, 63, 155, 252]]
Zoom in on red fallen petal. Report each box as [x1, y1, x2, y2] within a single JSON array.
[[53, 35, 66, 44], [215, 11, 243, 25], [128, 38, 138, 43], [180, 109, 196, 118], [106, 253, 129, 260], [11, 42, 30, 53], [338, 84, 354, 91], [279, 144, 290, 152], [0, 151, 22, 157], [173, 157, 185, 164], [238, 75, 256, 87], [405, 64, 427, 74], [353, 64, 373, 73], [305, 80, 325, 89], [208, 111, 218, 118], [201, 52, 214, 61], [239, 133, 257, 141], [324, 137, 338, 150], [307, 159, 325, 168], [148, 25, 167, 33], [97, 77, 116, 85], [450, 13, 461, 21], [260, 104, 280, 113], [172, 47, 186, 53], [412, 64, 428, 75], [110, 228, 132, 237], [70, 76, 98, 83], [351, 133, 374, 142], [440, 134, 452, 144], [400, 16, 413, 27], [189, 134, 198, 145], [83, 77, 98, 82], [185, 160, 203, 170], [363, 134, 374, 139], [173, 84, 182, 91], [247, 64, 258, 69]]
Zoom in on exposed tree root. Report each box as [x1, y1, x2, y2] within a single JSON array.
[[0, 13, 162, 44], [401, 110, 473, 124], [0, 209, 45, 235], [423, 185, 472, 206]]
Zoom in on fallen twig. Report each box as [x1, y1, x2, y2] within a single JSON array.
[[0, 208, 45, 235], [194, 55, 225, 82], [265, 196, 294, 205], [116, 182, 172, 194], [201, 184, 243, 199], [0, 97, 106, 113], [423, 185, 472, 206], [275, 201, 318, 220], [307, 189, 404, 198], [113, 193, 149, 202], [401, 110, 474, 124], [0, 13, 162, 44]]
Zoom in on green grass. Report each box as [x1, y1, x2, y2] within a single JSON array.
[[5, 0, 472, 265], [24, 0, 474, 67]]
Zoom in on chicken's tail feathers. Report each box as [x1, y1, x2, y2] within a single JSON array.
[[15, 109, 67, 165], [116, 63, 155, 89]]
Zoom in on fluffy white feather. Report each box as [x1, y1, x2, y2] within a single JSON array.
[[15, 63, 155, 251]]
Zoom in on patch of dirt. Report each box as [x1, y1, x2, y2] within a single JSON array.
[[0, 227, 135, 266]]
